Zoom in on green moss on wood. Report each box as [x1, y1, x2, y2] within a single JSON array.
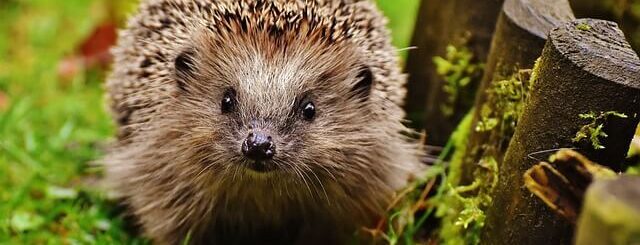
[[447, 110, 475, 185], [529, 57, 542, 90], [476, 70, 531, 135], [437, 155, 498, 245], [577, 23, 592, 31], [434, 44, 484, 117], [434, 109, 501, 245]]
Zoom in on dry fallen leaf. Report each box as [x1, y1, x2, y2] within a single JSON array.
[[0, 90, 8, 111], [79, 22, 117, 67], [58, 21, 117, 81], [524, 149, 617, 223]]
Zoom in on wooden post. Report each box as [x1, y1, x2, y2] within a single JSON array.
[[404, 0, 504, 145], [575, 176, 640, 245], [481, 19, 640, 244], [457, 0, 574, 185], [569, 0, 640, 52]]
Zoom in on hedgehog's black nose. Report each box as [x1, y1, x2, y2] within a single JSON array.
[[241, 132, 276, 161]]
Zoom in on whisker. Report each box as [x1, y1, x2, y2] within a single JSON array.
[[308, 166, 330, 205]]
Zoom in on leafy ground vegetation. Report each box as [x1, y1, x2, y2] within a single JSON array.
[[0, 0, 419, 243]]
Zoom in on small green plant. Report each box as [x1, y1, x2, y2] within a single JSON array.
[[372, 164, 448, 244], [182, 230, 193, 245], [573, 111, 628, 150], [433, 45, 483, 117]]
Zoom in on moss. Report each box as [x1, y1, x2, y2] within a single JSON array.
[[439, 63, 537, 244], [447, 110, 475, 185], [476, 71, 531, 135], [529, 57, 542, 90], [433, 44, 484, 117], [577, 23, 592, 31], [437, 155, 498, 245], [572, 111, 628, 150], [475, 105, 499, 132], [434, 109, 500, 245]]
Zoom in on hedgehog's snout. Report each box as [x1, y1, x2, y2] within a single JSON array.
[[241, 130, 276, 162]]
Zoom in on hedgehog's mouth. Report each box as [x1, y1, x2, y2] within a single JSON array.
[[245, 161, 277, 173]]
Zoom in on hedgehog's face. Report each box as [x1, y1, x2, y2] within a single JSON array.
[[169, 32, 385, 184]]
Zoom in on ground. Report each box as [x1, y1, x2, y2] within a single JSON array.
[[0, 0, 419, 243]]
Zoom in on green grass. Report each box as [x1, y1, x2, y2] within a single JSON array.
[[0, 0, 144, 243], [377, 0, 420, 49], [0, 0, 419, 243]]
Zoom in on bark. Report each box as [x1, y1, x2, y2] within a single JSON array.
[[481, 19, 640, 245], [458, 0, 575, 185], [575, 176, 640, 245], [404, 0, 503, 146]]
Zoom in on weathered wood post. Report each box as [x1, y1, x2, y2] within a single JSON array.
[[404, 0, 504, 145], [455, 0, 575, 185], [481, 19, 640, 244], [569, 0, 640, 52], [575, 176, 640, 245]]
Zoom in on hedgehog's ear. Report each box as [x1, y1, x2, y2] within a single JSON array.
[[351, 66, 374, 100], [174, 50, 196, 91]]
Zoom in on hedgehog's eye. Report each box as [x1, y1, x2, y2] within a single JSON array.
[[221, 89, 236, 113], [302, 102, 316, 121]]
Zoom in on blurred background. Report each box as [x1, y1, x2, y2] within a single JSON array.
[[0, 0, 419, 243]]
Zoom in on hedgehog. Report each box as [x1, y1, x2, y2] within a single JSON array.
[[103, 0, 422, 244]]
